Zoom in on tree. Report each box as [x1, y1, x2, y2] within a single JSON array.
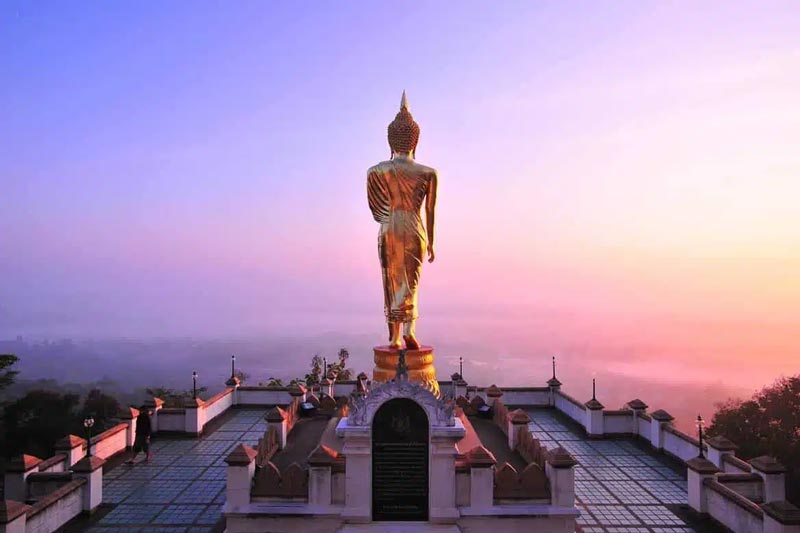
[[0, 354, 20, 397], [708, 374, 800, 504], [81, 388, 121, 430], [303, 354, 324, 386], [266, 349, 361, 390], [328, 348, 353, 381], [2, 390, 81, 458], [234, 369, 249, 384], [263, 377, 284, 388], [288, 377, 306, 387]]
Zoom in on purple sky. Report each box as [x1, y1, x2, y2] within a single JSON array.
[[1, 2, 799, 388]]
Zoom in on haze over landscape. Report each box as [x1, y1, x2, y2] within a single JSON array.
[[1, 2, 798, 430]]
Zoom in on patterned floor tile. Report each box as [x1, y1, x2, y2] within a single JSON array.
[[584, 505, 641, 526], [195, 504, 223, 525], [638, 480, 689, 504], [587, 468, 630, 481], [99, 504, 164, 524], [630, 505, 687, 526], [103, 478, 148, 504], [192, 440, 236, 455], [526, 408, 700, 532], [602, 481, 661, 505], [173, 480, 225, 503], [173, 454, 218, 467], [198, 467, 226, 481], [577, 482, 620, 504], [152, 504, 205, 525], [154, 466, 208, 481], [125, 479, 190, 504], [203, 430, 244, 441]]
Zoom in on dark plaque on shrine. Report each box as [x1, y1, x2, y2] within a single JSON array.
[[371, 398, 429, 521]]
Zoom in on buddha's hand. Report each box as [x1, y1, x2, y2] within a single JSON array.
[[428, 246, 435, 263]]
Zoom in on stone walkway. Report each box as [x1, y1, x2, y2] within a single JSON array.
[[84, 408, 267, 532], [527, 408, 720, 533]]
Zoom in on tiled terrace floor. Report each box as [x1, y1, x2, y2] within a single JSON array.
[[83, 408, 267, 532], [81, 406, 716, 532], [526, 408, 718, 533]]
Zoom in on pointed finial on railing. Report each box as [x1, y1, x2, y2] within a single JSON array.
[[696, 415, 706, 458]]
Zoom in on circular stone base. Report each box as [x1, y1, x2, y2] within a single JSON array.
[[372, 345, 439, 397]]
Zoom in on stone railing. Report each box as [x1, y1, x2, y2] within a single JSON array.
[[255, 426, 280, 467], [235, 380, 554, 408], [37, 455, 67, 474], [723, 454, 753, 474], [687, 455, 800, 533], [24, 477, 86, 533], [204, 387, 235, 421], [716, 472, 764, 502], [602, 409, 634, 434], [662, 424, 703, 462], [317, 394, 338, 416], [156, 407, 186, 431], [145, 386, 237, 437], [515, 425, 548, 468], [553, 390, 586, 425], [26, 471, 75, 500], [251, 462, 308, 498], [236, 385, 291, 406], [7, 418, 130, 492], [0, 455, 104, 533], [494, 462, 549, 501], [482, 386, 551, 406], [547, 391, 720, 465], [89, 423, 128, 459], [490, 395, 509, 431], [705, 477, 765, 532]]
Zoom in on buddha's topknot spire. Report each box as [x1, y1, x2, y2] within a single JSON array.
[[388, 91, 420, 155]]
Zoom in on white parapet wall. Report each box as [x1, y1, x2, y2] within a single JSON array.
[[24, 479, 86, 533], [553, 391, 586, 426], [662, 426, 703, 462], [89, 424, 128, 460], [237, 387, 292, 406], [602, 411, 634, 435], [204, 388, 235, 422], [480, 387, 551, 407], [636, 413, 652, 436], [157, 409, 186, 432], [705, 479, 765, 533]]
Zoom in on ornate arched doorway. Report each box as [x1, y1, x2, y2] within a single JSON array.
[[371, 398, 429, 521]]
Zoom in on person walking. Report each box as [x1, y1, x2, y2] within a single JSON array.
[[127, 404, 153, 464]]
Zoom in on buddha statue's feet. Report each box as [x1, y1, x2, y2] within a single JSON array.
[[403, 335, 421, 350], [389, 339, 404, 350]]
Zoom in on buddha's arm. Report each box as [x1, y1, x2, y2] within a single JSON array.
[[367, 169, 389, 223], [425, 171, 437, 262]]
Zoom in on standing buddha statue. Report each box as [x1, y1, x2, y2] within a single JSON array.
[[367, 91, 438, 351], [367, 92, 440, 395]]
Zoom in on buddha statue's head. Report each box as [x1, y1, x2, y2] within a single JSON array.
[[388, 91, 420, 157]]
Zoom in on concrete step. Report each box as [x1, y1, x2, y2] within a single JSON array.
[[339, 523, 461, 533]]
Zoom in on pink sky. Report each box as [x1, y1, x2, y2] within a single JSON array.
[[1, 2, 798, 393]]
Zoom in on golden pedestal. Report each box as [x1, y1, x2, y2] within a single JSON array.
[[372, 345, 439, 397]]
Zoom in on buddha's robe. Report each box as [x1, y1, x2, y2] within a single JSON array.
[[367, 161, 431, 323]]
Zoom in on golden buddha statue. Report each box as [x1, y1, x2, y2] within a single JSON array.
[[367, 92, 438, 351]]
